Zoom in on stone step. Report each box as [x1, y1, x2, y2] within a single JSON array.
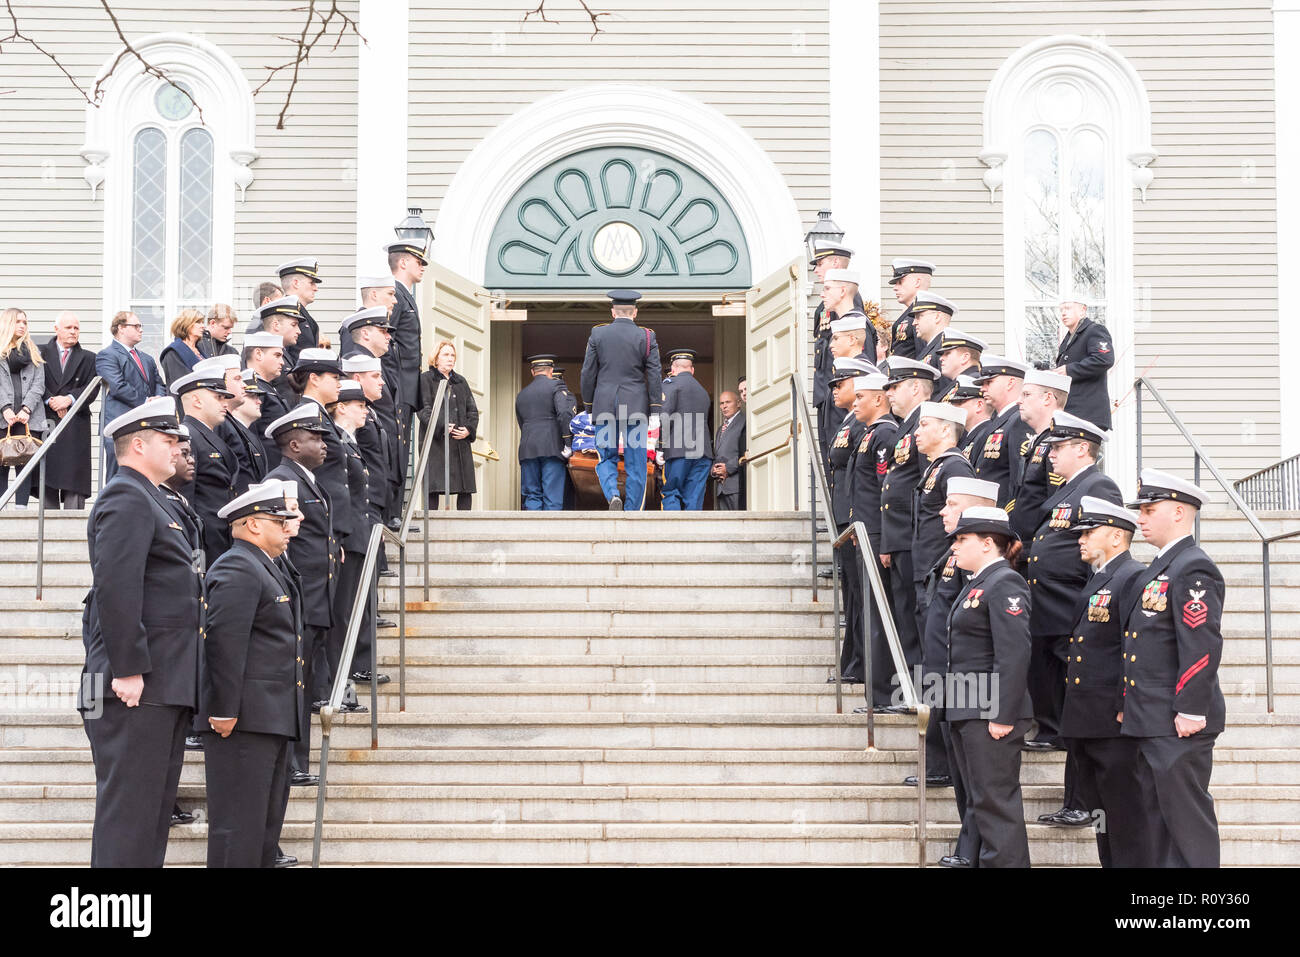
[[1, 821, 1296, 866]]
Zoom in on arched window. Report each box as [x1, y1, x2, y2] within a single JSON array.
[[981, 35, 1156, 487], [82, 34, 257, 353]]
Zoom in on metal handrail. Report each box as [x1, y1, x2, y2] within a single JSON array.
[[406, 379, 449, 596], [1135, 376, 1289, 712], [1234, 453, 1300, 511], [790, 377, 928, 867], [310, 377, 447, 866], [0, 375, 103, 599]]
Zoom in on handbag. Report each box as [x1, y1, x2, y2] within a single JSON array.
[[0, 422, 41, 468]]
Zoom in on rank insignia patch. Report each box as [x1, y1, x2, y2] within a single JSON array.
[[875, 450, 888, 475], [1183, 588, 1208, 629], [1005, 595, 1024, 616]]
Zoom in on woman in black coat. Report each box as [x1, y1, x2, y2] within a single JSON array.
[[417, 341, 478, 510], [158, 309, 206, 386]]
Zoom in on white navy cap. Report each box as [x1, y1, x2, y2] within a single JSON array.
[[1071, 495, 1138, 532], [911, 292, 957, 318], [218, 483, 298, 522], [854, 373, 889, 392], [194, 354, 241, 375], [336, 380, 366, 402], [341, 354, 381, 374], [1025, 368, 1072, 393], [829, 313, 868, 335], [265, 403, 332, 440], [244, 331, 283, 350], [177, 423, 191, 439], [936, 328, 987, 354], [974, 355, 1030, 383], [169, 369, 233, 398], [918, 401, 966, 428], [252, 295, 301, 323], [1126, 469, 1210, 510], [103, 396, 184, 439], [1044, 410, 1108, 445], [811, 239, 854, 262], [358, 275, 395, 290], [889, 258, 936, 282], [947, 476, 999, 501], [277, 258, 322, 283], [954, 505, 1014, 538], [824, 268, 861, 286], [339, 306, 391, 334], [293, 348, 341, 375], [883, 356, 941, 385], [251, 478, 298, 502]]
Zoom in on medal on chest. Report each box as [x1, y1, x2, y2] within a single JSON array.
[[893, 434, 912, 465], [1030, 442, 1047, 466], [833, 423, 851, 449], [941, 553, 957, 582], [1048, 505, 1072, 529], [1087, 590, 1112, 622], [983, 431, 1003, 460], [962, 587, 984, 609], [858, 433, 871, 454], [895, 322, 909, 342], [1141, 576, 1170, 613], [923, 467, 939, 492]]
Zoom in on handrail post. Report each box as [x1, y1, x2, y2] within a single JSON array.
[[36, 455, 47, 599], [442, 387, 451, 511], [399, 541, 407, 712], [1193, 453, 1202, 543], [312, 711, 333, 868], [369, 567, 379, 749], [862, 543, 874, 749], [791, 380, 799, 512], [1263, 540, 1275, 713], [831, 545, 842, 714], [916, 705, 929, 867], [1135, 381, 1143, 479], [810, 458, 819, 602]]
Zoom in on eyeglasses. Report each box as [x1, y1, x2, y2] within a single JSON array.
[[121, 323, 142, 329]]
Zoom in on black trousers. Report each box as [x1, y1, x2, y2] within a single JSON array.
[[293, 625, 329, 772], [942, 720, 979, 863], [836, 528, 863, 680], [885, 550, 922, 687], [916, 586, 951, 778], [204, 730, 292, 867], [83, 699, 190, 867], [1028, 633, 1067, 744], [715, 490, 740, 510], [429, 492, 472, 511], [44, 487, 87, 509], [865, 541, 894, 707], [1134, 732, 1220, 868], [948, 717, 1032, 868], [1069, 735, 1146, 868], [327, 549, 375, 688]]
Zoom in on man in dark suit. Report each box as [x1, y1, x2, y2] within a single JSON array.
[[581, 289, 662, 511], [95, 310, 166, 480], [516, 355, 573, 511], [79, 397, 199, 867], [265, 406, 336, 785], [40, 312, 99, 508], [886, 258, 935, 359], [969, 356, 1030, 510], [1063, 496, 1149, 867], [173, 369, 239, 561], [387, 241, 429, 516], [1122, 469, 1226, 868], [1053, 299, 1114, 429], [659, 349, 713, 511], [202, 481, 303, 867], [712, 390, 746, 511], [277, 259, 323, 363]]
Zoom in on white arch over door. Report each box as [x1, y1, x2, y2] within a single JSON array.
[[433, 85, 805, 285]]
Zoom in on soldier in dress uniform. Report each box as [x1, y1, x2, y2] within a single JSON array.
[[886, 258, 935, 359], [387, 239, 430, 517], [264, 405, 337, 785], [1009, 369, 1072, 554], [931, 477, 1000, 868], [580, 290, 662, 511], [1122, 469, 1225, 868], [225, 368, 270, 487], [951, 376, 994, 461], [196, 354, 262, 494], [244, 331, 291, 470], [846, 373, 901, 710], [910, 292, 957, 380], [1062, 495, 1149, 867], [1053, 298, 1114, 429], [202, 482, 303, 867], [79, 397, 199, 867], [810, 242, 863, 453], [276, 258, 323, 363], [933, 329, 986, 404], [903, 402, 974, 785], [816, 265, 871, 462], [878, 357, 940, 689], [943, 506, 1033, 868], [516, 355, 573, 511], [552, 367, 580, 510], [970, 355, 1030, 509], [659, 348, 714, 511], [172, 368, 239, 560], [250, 296, 304, 407], [339, 306, 402, 524]]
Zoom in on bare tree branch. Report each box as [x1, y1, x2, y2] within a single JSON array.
[[0, 0, 94, 103], [523, 0, 609, 40], [252, 1, 366, 130]]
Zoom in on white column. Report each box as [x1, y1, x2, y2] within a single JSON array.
[[1276, 2, 1300, 456], [829, 0, 881, 289], [355, 0, 410, 285]]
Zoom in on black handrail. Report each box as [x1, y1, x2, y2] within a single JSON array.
[[1234, 453, 1300, 511]]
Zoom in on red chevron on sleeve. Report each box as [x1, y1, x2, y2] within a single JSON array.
[[1175, 654, 1211, 695]]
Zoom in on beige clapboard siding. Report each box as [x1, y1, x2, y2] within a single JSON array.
[[406, 1, 831, 258], [0, 0, 358, 354], [878, 0, 1278, 480]]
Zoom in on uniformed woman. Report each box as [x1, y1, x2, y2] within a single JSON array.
[[943, 506, 1033, 867]]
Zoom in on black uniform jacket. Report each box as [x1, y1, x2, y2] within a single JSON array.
[[356, 408, 390, 519], [1121, 536, 1227, 738], [944, 559, 1033, 725], [960, 417, 994, 464], [879, 406, 925, 554], [812, 293, 868, 408], [387, 280, 423, 410], [220, 415, 267, 493], [828, 413, 866, 526], [580, 317, 663, 420], [182, 416, 239, 559], [1009, 427, 1062, 546], [254, 376, 292, 471], [516, 374, 572, 460], [1055, 317, 1114, 429], [912, 448, 975, 583], [848, 414, 900, 545], [202, 539, 305, 739], [79, 467, 201, 711], [971, 403, 1032, 510], [337, 431, 371, 553], [303, 397, 366, 553], [1062, 551, 1147, 738], [888, 302, 917, 359], [1026, 466, 1123, 636], [266, 461, 336, 630], [660, 371, 713, 460]]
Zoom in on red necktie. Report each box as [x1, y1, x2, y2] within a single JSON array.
[[129, 348, 147, 379], [60, 348, 68, 370]]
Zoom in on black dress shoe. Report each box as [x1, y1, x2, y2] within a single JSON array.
[[338, 701, 369, 714], [386, 517, 402, 531], [903, 774, 953, 788], [378, 570, 398, 579], [939, 854, 972, 868], [290, 770, 319, 787], [852, 705, 873, 714], [1038, 807, 1093, 827], [824, 674, 863, 684], [170, 805, 195, 826], [311, 700, 327, 714], [1022, 738, 1065, 752], [817, 568, 834, 580], [876, 704, 917, 715], [350, 670, 391, 684], [274, 853, 298, 868], [376, 617, 398, 629], [184, 734, 204, 750], [608, 495, 622, 511]]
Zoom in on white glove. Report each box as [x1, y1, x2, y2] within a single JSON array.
[[561, 446, 573, 460], [655, 451, 665, 467], [648, 414, 660, 433]]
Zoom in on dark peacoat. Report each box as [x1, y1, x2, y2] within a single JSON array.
[[417, 368, 478, 495]]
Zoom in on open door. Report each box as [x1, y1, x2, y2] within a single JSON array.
[[744, 257, 805, 511], [419, 262, 493, 507]]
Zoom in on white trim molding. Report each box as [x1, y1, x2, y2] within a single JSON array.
[[433, 85, 805, 285], [830, 0, 880, 288], [1276, 2, 1300, 456], [356, 0, 409, 284]]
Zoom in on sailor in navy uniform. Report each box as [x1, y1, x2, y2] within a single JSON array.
[[516, 355, 573, 511], [943, 506, 1033, 868], [930, 477, 999, 868], [79, 397, 198, 867], [1053, 298, 1114, 429], [264, 405, 337, 785], [245, 331, 291, 470], [878, 357, 941, 687], [659, 348, 714, 511], [818, 270, 874, 467], [173, 368, 239, 561], [1122, 469, 1226, 868], [933, 329, 986, 405], [196, 354, 263, 494], [249, 297, 304, 409], [224, 368, 270, 489], [886, 258, 935, 359], [1062, 496, 1149, 867], [810, 241, 863, 437], [910, 292, 957, 387], [580, 290, 662, 511], [202, 482, 303, 867], [345, 352, 398, 599], [387, 239, 431, 510], [1009, 369, 1071, 557], [950, 376, 994, 462], [846, 373, 901, 709], [969, 356, 1030, 510], [276, 258, 323, 363]]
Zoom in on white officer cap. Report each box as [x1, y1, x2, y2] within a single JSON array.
[[824, 268, 861, 287], [953, 505, 1013, 537], [812, 239, 854, 261], [341, 354, 382, 374], [177, 423, 191, 439], [358, 275, 395, 290], [244, 332, 283, 350], [1126, 469, 1211, 510], [1072, 495, 1138, 532], [854, 373, 889, 392], [218, 483, 298, 521], [936, 328, 987, 354], [918, 401, 966, 429], [829, 314, 868, 335], [946, 476, 999, 502], [337, 380, 366, 402], [264, 403, 332, 440], [911, 292, 957, 318], [890, 258, 936, 282], [252, 478, 298, 502], [251, 295, 301, 323], [169, 369, 233, 398], [294, 348, 341, 375], [1025, 368, 1072, 394], [277, 258, 322, 283], [103, 396, 185, 439], [339, 306, 391, 335], [974, 355, 1030, 383], [883, 356, 941, 385], [194, 354, 241, 375]]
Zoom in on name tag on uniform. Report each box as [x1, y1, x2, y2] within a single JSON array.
[[275, 594, 290, 603]]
